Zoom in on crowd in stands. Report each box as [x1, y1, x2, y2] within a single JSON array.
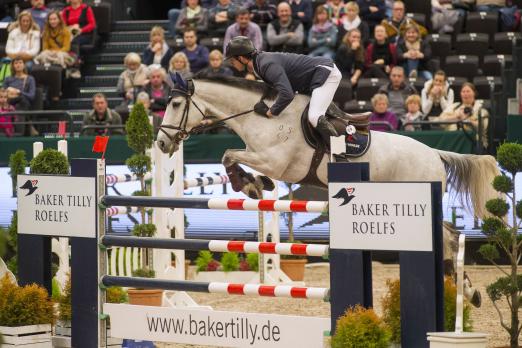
[[0, 0, 514, 148]]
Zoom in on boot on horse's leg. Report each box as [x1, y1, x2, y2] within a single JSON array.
[[315, 115, 338, 146]]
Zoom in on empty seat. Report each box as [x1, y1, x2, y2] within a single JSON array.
[[427, 34, 452, 67], [334, 79, 353, 107], [466, 12, 498, 44], [493, 32, 522, 54], [446, 76, 468, 102], [200, 37, 225, 52], [343, 100, 372, 113], [482, 54, 512, 76], [408, 76, 427, 91], [455, 33, 489, 63], [406, 12, 426, 27], [356, 78, 388, 101], [444, 55, 479, 81], [473, 76, 502, 100]]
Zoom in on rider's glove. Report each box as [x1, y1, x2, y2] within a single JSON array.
[[254, 100, 270, 116]]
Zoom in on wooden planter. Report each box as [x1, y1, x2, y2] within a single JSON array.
[[127, 289, 164, 306], [0, 324, 52, 347], [280, 259, 308, 281], [194, 271, 258, 283]]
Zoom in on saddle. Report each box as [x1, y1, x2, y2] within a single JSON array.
[[299, 102, 372, 187]]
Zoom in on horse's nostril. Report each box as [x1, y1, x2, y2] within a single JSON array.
[[158, 140, 165, 150]]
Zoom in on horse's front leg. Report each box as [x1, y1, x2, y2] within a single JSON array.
[[223, 149, 278, 198]]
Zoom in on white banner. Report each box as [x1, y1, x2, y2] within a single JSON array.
[[17, 175, 96, 238], [329, 182, 433, 251], [104, 303, 330, 348]]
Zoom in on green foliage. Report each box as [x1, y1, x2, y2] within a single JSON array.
[[131, 268, 155, 278], [246, 253, 259, 272], [126, 153, 151, 179], [51, 278, 61, 302], [132, 189, 151, 197], [492, 175, 513, 193], [132, 223, 157, 238], [5, 212, 18, 275], [0, 331, 3, 344], [196, 251, 214, 272], [30, 149, 69, 175], [496, 143, 522, 174], [0, 276, 55, 326], [58, 275, 71, 322], [485, 198, 509, 217], [443, 278, 473, 332], [486, 275, 522, 303], [106, 286, 128, 304], [125, 102, 154, 154], [8, 150, 27, 180], [482, 217, 504, 236], [221, 252, 240, 272], [516, 200, 522, 220], [332, 305, 390, 348], [0, 227, 7, 259]]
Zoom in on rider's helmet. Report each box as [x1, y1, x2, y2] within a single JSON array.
[[225, 36, 256, 60]]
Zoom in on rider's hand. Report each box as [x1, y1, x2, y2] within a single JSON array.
[[266, 110, 273, 118], [254, 100, 270, 116]]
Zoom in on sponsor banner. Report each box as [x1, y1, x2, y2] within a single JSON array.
[[104, 303, 330, 348], [329, 182, 433, 251], [17, 175, 96, 238]]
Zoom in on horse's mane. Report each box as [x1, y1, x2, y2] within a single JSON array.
[[193, 74, 278, 100]]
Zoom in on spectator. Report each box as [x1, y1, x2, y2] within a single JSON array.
[[208, 0, 238, 36], [116, 53, 149, 107], [363, 24, 396, 78], [338, 1, 370, 46], [476, 0, 506, 12], [421, 70, 454, 117], [357, 0, 385, 32], [248, 0, 277, 28], [6, 11, 41, 69], [288, 0, 313, 28], [403, 94, 424, 130], [307, 5, 337, 59], [140, 67, 170, 117], [380, 0, 427, 43], [431, 0, 461, 34], [267, 2, 305, 53], [335, 29, 364, 85], [377, 66, 416, 120], [0, 88, 15, 137], [181, 28, 209, 73], [198, 49, 233, 77], [396, 23, 432, 79], [61, 0, 96, 48], [175, 0, 209, 36], [142, 26, 174, 70], [35, 11, 75, 69], [369, 93, 398, 131], [439, 82, 489, 147], [136, 91, 163, 133], [224, 8, 263, 53], [83, 93, 124, 136], [324, 0, 346, 26], [28, 0, 51, 31], [166, 52, 193, 86], [4, 57, 36, 111], [168, 0, 217, 40]]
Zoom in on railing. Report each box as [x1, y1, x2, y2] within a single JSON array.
[[80, 124, 126, 135], [0, 110, 74, 134]]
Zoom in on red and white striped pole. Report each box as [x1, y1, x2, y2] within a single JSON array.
[[208, 283, 329, 300]]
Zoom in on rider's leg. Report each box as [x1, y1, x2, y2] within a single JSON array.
[[309, 65, 342, 143]]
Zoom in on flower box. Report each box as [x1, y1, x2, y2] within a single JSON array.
[[0, 324, 52, 347], [194, 271, 258, 283]]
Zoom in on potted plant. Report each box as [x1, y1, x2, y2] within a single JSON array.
[[280, 183, 308, 281], [331, 305, 391, 348], [194, 251, 259, 283], [127, 268, 163, 306], [478, 142, 522, 348], [0, 276, 55, 347], [8, 150, 27, 198]]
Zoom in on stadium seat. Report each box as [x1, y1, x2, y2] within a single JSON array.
[[356, 78, 388, 101], [482, 54, 512, 76], [427, 34, 452, 68], [333, 79, 353, 107], [455, 33, 489, 64], [465, 12, 498, 45], [92, 2, 111, 35], [406, 12, 426, 27], [408, 77, 427, 92], [446, 76, 468, 102], [343, 100, 372, 113], [473, 76, 502, 100], [493, 32, 522, 54], [200, 37, 225, 52], [444, 55, 479, 81]]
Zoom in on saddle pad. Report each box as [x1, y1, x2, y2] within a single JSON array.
[[344, 129, 371, 158]]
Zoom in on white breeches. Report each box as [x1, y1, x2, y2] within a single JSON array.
[[308, 64, 342, 127]]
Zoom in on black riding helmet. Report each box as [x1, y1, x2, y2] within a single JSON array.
[[225, 36, 256, 60]]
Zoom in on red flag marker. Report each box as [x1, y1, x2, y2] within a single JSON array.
[[57, 121, 67, 138], [92, 136, 109, 159]]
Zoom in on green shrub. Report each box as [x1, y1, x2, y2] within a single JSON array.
[[107, 286, 128, 304], [51, 278, 61, 302], [0, 276, 55, 326], [5, 212, 18, 275], [58, 275, 71, 322], [246, 253, 259, 272], [221, 252, 239, 272], [30, 149, 69, 175], [332, 305, 390, 348], [8, 150, 27, 196], [131, 268, 155, 278], [444, 278, 473, 332], [132, 223, 157, 238], [125, 103, 154, 154], [496, 143, 522, 174], [126, 153, 151, 178], [196, 251, 214, 272]]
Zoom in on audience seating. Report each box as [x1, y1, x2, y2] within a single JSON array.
[[493, 32, 522, 54], [482, 54, 512, 76], [473, 76, 502, 100], [427, 34, 452, 68], [356, 78, 388, 101], [444, 55, 479, 81], [333, 79, 353, 108], [455, 33, 489, 64], [447, 76, 468, 101], [465, 12, 498, 45]]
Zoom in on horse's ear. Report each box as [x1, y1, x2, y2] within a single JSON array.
[[170, 72, 188, 92]]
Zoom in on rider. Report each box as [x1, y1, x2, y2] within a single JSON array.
[[225, 36, 341, 144]]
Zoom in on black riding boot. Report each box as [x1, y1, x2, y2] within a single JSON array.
[[316, 115, 338, 146]]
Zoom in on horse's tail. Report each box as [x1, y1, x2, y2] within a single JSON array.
[[437, 150, 500, 219]]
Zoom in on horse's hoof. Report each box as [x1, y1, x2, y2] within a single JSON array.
[[256, 175, 275, 191], [243, 183, 261, 199], [470, 290, 482, 308]]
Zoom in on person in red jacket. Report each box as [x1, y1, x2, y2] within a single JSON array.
[[61, 0, 96, 48]]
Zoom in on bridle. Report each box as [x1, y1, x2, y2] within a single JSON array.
[[159, 82, 254, 146]]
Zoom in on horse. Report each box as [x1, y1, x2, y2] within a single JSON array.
[[157, 75, 498, 306]]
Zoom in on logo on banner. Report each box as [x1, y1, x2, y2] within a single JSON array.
[[332, 187, 355, 206], [19, 179, 39, 196]]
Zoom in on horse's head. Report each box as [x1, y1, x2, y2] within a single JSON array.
[[157, 73, 205, 155]]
